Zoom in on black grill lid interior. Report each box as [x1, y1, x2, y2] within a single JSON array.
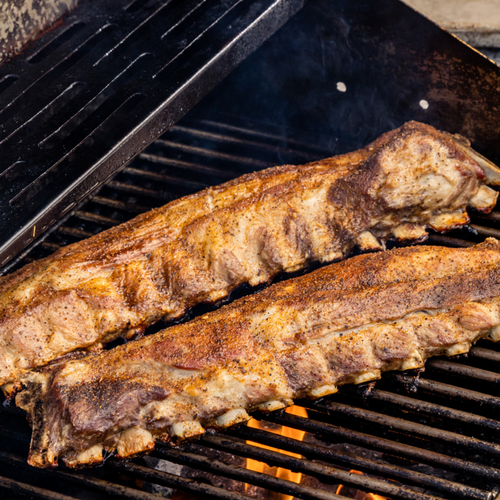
[[193, 0, 500, 162], [0, 0, 304, 268]]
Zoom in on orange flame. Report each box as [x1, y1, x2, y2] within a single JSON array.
[[336, 470, 387, 500], [245, 412, 386, 500], [245, 405, 308, 500]]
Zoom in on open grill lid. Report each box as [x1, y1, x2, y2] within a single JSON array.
[[0, 0, 304, 268]]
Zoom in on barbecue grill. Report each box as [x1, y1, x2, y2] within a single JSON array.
[[1, 0, 500, 499]]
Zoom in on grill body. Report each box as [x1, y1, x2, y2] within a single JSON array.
[[1, 0, 500, 499]]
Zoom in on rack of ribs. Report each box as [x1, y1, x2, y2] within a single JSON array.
[[1, 121, 500, 389], [16, 238, 500, 467]]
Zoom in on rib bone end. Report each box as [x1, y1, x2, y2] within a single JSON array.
[[214, 409, 250, 429], [356, 231, 384, 252], [64, 444, 104, 468], [27, 449, 58, 469], [469, 185, 499, 213], [170, 421, 205, 440], [445, 342, 471, 357], [429, 210, 470, 232], [116, 427, 155, 459], [461, 144, 500, 186], [392, 224, 428, 243], [257, 399, 290, 412], [309, 384, 338, 398], [349, 370, 382, 385], [489, 325, 500, 342], [399, 350, 424, 370]]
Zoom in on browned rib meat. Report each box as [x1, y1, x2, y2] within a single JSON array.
[[17, 239, 500, 468], [1, 121, 499, 388]]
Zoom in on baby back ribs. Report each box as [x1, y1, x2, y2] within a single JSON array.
[[17, 238, 500, 468], [1, 121, 500, 387]]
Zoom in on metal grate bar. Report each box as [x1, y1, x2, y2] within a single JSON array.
[[470, 346, 500, 364], [426, 234, 474, 247], [390, 373, 500, 412], [0, 425, 30, 446], [138, 153, 240, 179], [74, 211, 121, 227], [90, 195, 150, 215], [310, 400, 500, 457], [426, 358, 500, 386], [122, 166, 208, 191], [0, 475, 78, 500], [154, 139, 274, 169], [477, 212, 500, 223], [106, 180, 174, 201], [182, 118, 336, 156], [222, 427, 490, 500], [263, 409, 500, 482], [342, 386, 500, 433], [171, 124, 319, 161], [155, 445, 347, 500], [40, 241, 62, 252], [470, 224, 500, 239], [201, 434, 443, 500], [106, 458, 258, 500], [0, 450, 162, 500], [57, 226, 95, 240]]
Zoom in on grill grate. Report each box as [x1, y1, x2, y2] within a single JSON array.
[[1, 117, 500, 500]]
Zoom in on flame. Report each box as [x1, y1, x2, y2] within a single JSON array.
[[336, 470, 387, 500], [245, 405, 308, 500], [245, 412, 386, 500]]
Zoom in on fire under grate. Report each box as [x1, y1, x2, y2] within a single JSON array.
[[2, 118, 500, 500]]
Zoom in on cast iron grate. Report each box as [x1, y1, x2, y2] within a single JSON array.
[[0, 0, 303, 269], [1, 118, 500, 500]]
